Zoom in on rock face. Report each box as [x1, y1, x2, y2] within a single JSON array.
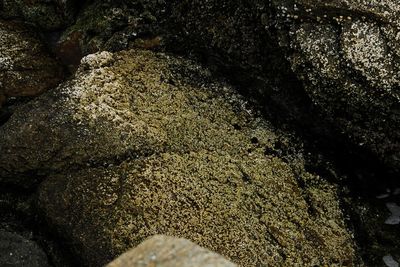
[[0, 49, 352, 266], [0, 0, 77, 30], [0, 229, 50, 267], [0, 20, 63, 106], [106, 235, 236, 267], [273, 0, 400, 174]]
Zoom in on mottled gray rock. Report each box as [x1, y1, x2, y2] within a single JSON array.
[[106, 235, 236, 267], [0, 20, 63, 106], [0, 230, 50, 267]]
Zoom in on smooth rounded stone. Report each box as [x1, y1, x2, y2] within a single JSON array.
[[0, 0, 77, 30], [0, 229, 49, 267], [0, 20, 63, 107], [273, 0, 400, 173], [25, 49, 359, 266], [106, 235, 236, 267]]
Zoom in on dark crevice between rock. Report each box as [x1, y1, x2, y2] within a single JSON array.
[[0, 190, 79, 267]]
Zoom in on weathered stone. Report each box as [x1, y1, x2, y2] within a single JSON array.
[[0, 0, 77, 30], [0, 20, 63, 106], [106, 235, 236, 267], [4, 49, 356, 266]]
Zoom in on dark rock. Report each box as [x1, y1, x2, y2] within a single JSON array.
[[0, 20, 63, 107], [55, 0, 166, 70], [0, 229, 50, 267], [0, 0, 78, 30], [273, 0, 400, 174]]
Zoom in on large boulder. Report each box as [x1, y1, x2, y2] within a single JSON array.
[[106, 235, 236, 267], [0, 20, 63, 107], [0, 49, 352, 265]]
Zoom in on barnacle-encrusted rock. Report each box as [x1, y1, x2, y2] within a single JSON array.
[[273, 0, 400, 173], [106, 235, 236, 267], [0, 20, 63, 106], [0, 49, 354, 266]]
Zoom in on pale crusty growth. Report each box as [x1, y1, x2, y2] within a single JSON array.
[[59, 49, 276, 157], [342, 20, 398, 90], [292, 24, 341, 80], [33, 49, 357, 266]]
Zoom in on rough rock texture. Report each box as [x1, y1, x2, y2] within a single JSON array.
[[106, 235, 236, 267], [273, 0, 400, 174], [0, 20, 63, 106], [0, 49, 355, 266], [0, 0, 78, 30], [0, 229, 50, 267]]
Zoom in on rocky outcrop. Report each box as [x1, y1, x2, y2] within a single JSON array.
[[0, 49, 354, 266], [106, 235, 236, 267], [0, 0, 77, 30], [0, 20, 63, 107]]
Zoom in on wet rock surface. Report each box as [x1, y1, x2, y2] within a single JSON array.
[[106, 235, 236, 267], [0, 20, 63, 107], [0, 49, 357, 266]]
